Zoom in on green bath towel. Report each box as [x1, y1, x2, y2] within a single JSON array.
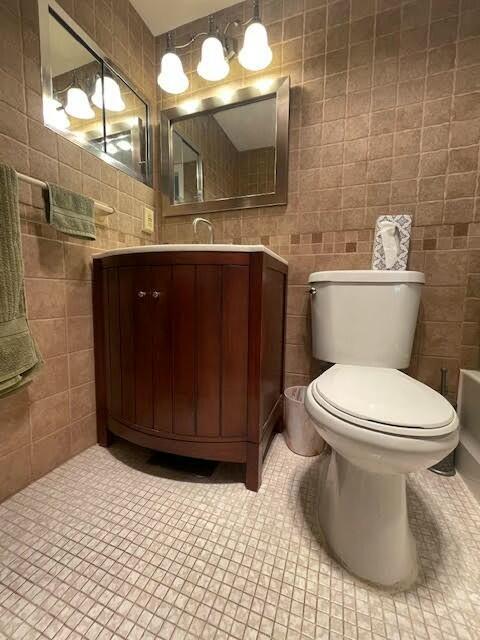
[[0, 164, 43, 397], [46, 183, 96, 240]]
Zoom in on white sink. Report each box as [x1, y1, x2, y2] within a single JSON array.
[[94, 244, 288, 265]]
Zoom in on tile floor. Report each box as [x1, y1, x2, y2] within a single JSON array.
[[0, 435, 479, 640]]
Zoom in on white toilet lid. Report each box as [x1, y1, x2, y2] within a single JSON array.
[[313, 365, 455, 429]]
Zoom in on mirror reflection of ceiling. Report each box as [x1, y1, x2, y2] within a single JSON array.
[[49, 16, 93, 77], [131, 0, 240, 35], [213, 99, 276, 152]]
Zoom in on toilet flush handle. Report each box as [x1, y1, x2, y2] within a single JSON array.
[[308, 287, 317, 296]]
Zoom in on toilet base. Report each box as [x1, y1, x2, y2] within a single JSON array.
[[317, 451, 418, 590]]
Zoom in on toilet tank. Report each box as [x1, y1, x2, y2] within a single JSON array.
[[309, 270, 425, 369]]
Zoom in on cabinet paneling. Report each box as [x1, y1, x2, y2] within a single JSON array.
[[172, 266, 196, 436], [196, 265, 222, 437], [221, 266, 249, 438]]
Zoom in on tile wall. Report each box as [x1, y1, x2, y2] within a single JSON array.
[[0, 0, 158, 501], [157, 0, 480, 398], [176, 116, 240, 199]]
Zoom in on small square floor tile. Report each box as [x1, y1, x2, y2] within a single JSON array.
[[0, 436, 479, 640]]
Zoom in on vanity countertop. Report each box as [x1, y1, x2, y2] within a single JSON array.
[[94, 244, 288, 265]]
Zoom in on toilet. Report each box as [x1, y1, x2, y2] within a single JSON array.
[[305, 270, 459, 590]]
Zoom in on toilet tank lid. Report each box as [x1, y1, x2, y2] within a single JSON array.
[[308, 270, 425, 284]]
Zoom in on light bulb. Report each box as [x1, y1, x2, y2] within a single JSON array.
[[44, 98, 70, 130], [65, 87, 95, 119], [91, 76, 126, 112], [106, 142, 118, 154], [238, 21, 272, 71], [158, 51, 189, 94], [197, 36, 229, 82], [116, 139, 132, 151]]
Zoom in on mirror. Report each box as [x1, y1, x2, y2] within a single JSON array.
[[173, 131, 203, 203], [161, 77, 289, 216], [39, 0, 152, 185]]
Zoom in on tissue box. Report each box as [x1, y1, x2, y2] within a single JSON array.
[[372, 214, 412, 271]]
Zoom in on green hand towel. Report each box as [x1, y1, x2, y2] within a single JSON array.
[[0, 164, 43, 398], [46, 183, 96, 240]]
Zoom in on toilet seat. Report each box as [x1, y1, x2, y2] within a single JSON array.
[[311, 365, 458, 437]]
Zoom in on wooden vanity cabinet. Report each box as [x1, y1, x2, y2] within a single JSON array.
[[93, 250, 288, 490]]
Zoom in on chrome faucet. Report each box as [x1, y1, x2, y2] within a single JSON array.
[[193, 217, 214, 244]]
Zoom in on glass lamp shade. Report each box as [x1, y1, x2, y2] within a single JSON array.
[[44, 98, 70, 130], [197, 36, 229, 82], [238, 21, 272, 71], [91, 76, 126, 111], [106, 142, 118, 154], [65, 87, 95, 119], [158, 52, 189, 94]]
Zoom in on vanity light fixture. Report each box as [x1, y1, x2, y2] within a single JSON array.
[[238, 1, 272, 71], [65, 85, 95, 119], [157, 33, 189, 95], [92, 74, 126, 112], [158, 0, 272, 95], [197, 17, 230, 82]]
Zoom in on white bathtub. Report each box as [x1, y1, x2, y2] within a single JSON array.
[[456, 370, 480, 503]]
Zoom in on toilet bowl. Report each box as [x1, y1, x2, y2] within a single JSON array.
[[305, 365, 459, 589], [306, 270, 459, 590]]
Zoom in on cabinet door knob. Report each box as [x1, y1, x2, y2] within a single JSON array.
[[152, 290, 162, 299], [137, 290, 147, 298]]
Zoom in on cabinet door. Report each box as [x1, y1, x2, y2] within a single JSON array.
[[109, 266, 172, 431], [106, 263, 249, 441]]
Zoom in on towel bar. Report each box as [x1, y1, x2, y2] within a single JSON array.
[[17, 172, 115, 216]]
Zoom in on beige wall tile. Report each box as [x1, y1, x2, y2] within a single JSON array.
[[28, 354, 69, 402], [31, 427, 71, 480], [0, 446, 31, 502], [22, 235, 65, 279], [71, 413, 97, 456], [30, 318, 67, 359], [421, 287, 465, 322], [68, 349, 95, 388], [24, 279, 65, 319], [64, 244, 98, 281], [65, 281, 93, 317], [30, 391, 70, 442], [421, 322, 462, 357], [424, 251, 469, 285], [70, 382, 96, 422], [0, 390, 30, 458], [67, 316, 94, 353]]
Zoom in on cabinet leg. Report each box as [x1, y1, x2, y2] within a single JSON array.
[[97, 414, 112, 447], [246, 443, 262, 491]]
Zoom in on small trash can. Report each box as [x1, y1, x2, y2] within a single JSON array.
[[284, 386, 325, 456]]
